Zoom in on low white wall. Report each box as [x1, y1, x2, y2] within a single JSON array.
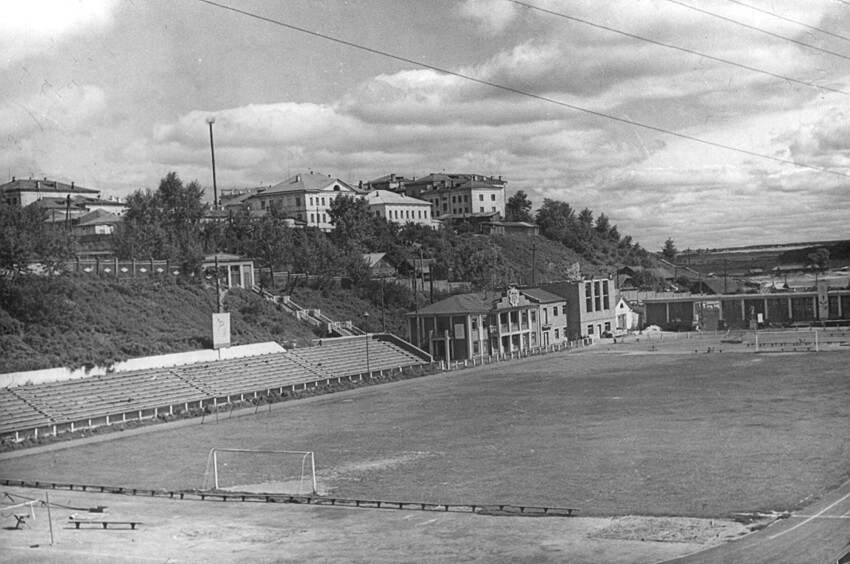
[[0, 342, 286, 388]]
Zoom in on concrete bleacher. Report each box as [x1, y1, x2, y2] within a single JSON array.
[[1, 336, 432, 442]]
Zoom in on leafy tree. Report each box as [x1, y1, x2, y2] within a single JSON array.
[[578, 207, 594, 228], [114, 172, 207, 272], [535, 199, 575, 242], [0, 204, 77, 279], [505, 190, 533, 223], [247, 207, 293, 288], [806, 247, 830, 270], [594, 213, 610, 235], [661, 238, 677, 261], [328, 194, 373, 247]]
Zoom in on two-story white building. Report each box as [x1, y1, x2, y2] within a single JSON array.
[[243, 172, 359, 231], [365, 190, 434, 226]]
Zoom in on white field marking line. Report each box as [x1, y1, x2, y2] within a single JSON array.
[[419, 518, 438, 526], [769, 493, 850, 539]]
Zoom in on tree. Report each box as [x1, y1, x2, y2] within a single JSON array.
[[247, 207, 293, 288], [0, 204, 77, 279], [114, 172, 207, 272], [328, 194, 373, 248], [594, 213, 611, 235], [661, 238, 677, 261], [806, 247, 830, 270], [535, 199, 575, 242], [505, 190, 533, 223]]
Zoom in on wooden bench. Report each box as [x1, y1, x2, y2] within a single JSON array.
[[69, 518, 142, 530]]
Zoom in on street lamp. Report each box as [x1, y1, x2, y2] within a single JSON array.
[[363, 312, 371, 375]]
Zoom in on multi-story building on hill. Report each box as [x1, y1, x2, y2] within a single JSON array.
[[539, 278, 618, 341], [365, 190, 434, 226], [242, 172, 360, 231], [367, 173, 506, 220], [1, 176, 101, 207]]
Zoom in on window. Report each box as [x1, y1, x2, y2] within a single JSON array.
[[309, 197, 313, 206], [554, 328, 559, 340], [310, 213, 315, 223], [479, 194, 484, 201], [585, 282, 593, 312], [471, 318, 478, 331], [321, 197, 325, 206], [530, 310, 536, 324], [491, 194, 496, 201], [594, 281, 601, 311], [587, 324, 594, 335], [480, 207, 484, 212], [491, 207, 496, 212], [295, 197, 301, 207], [553, 306, 558, 316], [602, 280, 610, 310], [296, 213, 302, 221], [604, 322, 611, 332]]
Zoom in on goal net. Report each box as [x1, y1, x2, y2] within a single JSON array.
[[745, 329, 821, 352], [201, 449, 318, 495]]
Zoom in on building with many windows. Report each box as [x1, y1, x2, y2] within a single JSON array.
[[365, 190, 434, 226], [539, 278, 617, 340], [1, 176, 101, 207], [384, 173, 506, 220], [407, 286, 576, 362], [242, 172, 359, 231]]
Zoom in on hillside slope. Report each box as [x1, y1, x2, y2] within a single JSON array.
[[0, 275, 320, 374]]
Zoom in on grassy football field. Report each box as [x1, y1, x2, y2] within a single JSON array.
[[1, 347, 848, 518]]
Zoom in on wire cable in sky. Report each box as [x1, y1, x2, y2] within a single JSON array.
[[196, 0, 850, 180], [724, 0, 850, 43], [507, 0, 849, 98], [665, 0, 850, 61]]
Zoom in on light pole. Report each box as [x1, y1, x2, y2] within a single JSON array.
[[363, 312, 371, 375], [206, 117, 218, 210]]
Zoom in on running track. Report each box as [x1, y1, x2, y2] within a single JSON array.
[[665, 480, 850, 563]]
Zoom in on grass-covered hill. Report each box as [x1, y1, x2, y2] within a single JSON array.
[[0, 275, 315, 374]]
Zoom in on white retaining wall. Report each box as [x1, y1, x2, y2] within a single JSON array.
[[0, 342, 286, 388]]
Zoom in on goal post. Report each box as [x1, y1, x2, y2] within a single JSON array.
[[202, 448, 318, 495]]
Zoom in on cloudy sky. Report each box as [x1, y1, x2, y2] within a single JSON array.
[[2, 0, 848, 250]]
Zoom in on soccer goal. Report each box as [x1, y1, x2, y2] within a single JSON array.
[[201, 448, 318, 495], [748, 329, 820, 352]]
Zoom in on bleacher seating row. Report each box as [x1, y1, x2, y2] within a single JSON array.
[[0, 337, 431, 442]]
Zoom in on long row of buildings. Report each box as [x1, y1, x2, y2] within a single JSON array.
[[1, 171, 510, 234]]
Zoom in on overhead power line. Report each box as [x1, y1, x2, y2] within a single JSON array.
[[507, 0, 849, 98], [665, 0, 850, 61], [724, 0, 850, 43], [196, 0, 850, 179]]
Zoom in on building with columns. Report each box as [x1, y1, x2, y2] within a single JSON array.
[[408, 288, 538, 363]]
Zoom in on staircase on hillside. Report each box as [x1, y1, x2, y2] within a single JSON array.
[[251, 286, 365, 337]]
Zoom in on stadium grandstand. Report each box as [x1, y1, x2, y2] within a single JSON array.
[[0, 335, 431, 443]]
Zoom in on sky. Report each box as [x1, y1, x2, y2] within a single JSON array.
[[1, 0, 848, 251]]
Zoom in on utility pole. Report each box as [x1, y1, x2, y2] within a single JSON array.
[[723, 259, 728, 294], [531, 242, 537, 285], [206, 117, 218, 210]]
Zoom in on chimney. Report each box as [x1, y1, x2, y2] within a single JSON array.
[[71, 181, 75, 189], [359, 180, 362, 189]]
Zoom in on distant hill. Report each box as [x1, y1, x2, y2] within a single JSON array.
[[676, 240, 850, 275]]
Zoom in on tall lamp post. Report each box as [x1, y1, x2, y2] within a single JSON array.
[[206, 117, 218, 210], [363, 312, 371, 375]]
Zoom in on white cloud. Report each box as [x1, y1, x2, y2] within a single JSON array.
[[458, 0, 520, 34], [0, 0, 119, 67]]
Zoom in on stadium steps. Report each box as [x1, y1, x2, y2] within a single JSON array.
[[0, 389, 54, 435], [1, 338, 431, 441]]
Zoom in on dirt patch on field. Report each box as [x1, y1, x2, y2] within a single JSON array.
[[592, 515, 749, 544]]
